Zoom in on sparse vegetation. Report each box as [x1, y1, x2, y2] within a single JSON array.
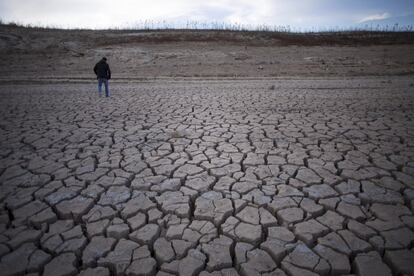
[[0, 19, 413, 33], [124, 20, 414, 33], [1, 19, 413, 47]]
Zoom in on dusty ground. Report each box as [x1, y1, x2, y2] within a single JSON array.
[[0, 25, 414, 276], [1, 25, 414, 80]]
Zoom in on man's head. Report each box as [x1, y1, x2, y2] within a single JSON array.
[[102, 57, 107, 62]]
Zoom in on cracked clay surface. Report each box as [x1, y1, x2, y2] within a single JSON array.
[[0, 78, 413, 276]]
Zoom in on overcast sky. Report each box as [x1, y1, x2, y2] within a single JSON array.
[[1, 0, 413, 30]]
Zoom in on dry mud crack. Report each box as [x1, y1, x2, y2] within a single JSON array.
[[0, 78, 413, 276]]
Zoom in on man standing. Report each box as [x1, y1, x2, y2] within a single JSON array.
[[93, 57, 111, 97]]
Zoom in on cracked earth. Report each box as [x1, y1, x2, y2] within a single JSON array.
[[0, 78, 413, 276]]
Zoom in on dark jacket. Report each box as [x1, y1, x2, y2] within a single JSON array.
[[94, 59, 111, 79]]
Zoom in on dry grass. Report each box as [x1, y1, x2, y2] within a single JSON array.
[[1, 21, 414, 47]]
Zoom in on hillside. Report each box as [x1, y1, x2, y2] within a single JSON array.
[[1, 24, 414, 81]]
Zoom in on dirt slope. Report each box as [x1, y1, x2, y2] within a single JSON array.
[[1, 25, 414, 81]]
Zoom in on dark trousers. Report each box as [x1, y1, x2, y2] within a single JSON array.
[[98, 78, 109, 97]]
